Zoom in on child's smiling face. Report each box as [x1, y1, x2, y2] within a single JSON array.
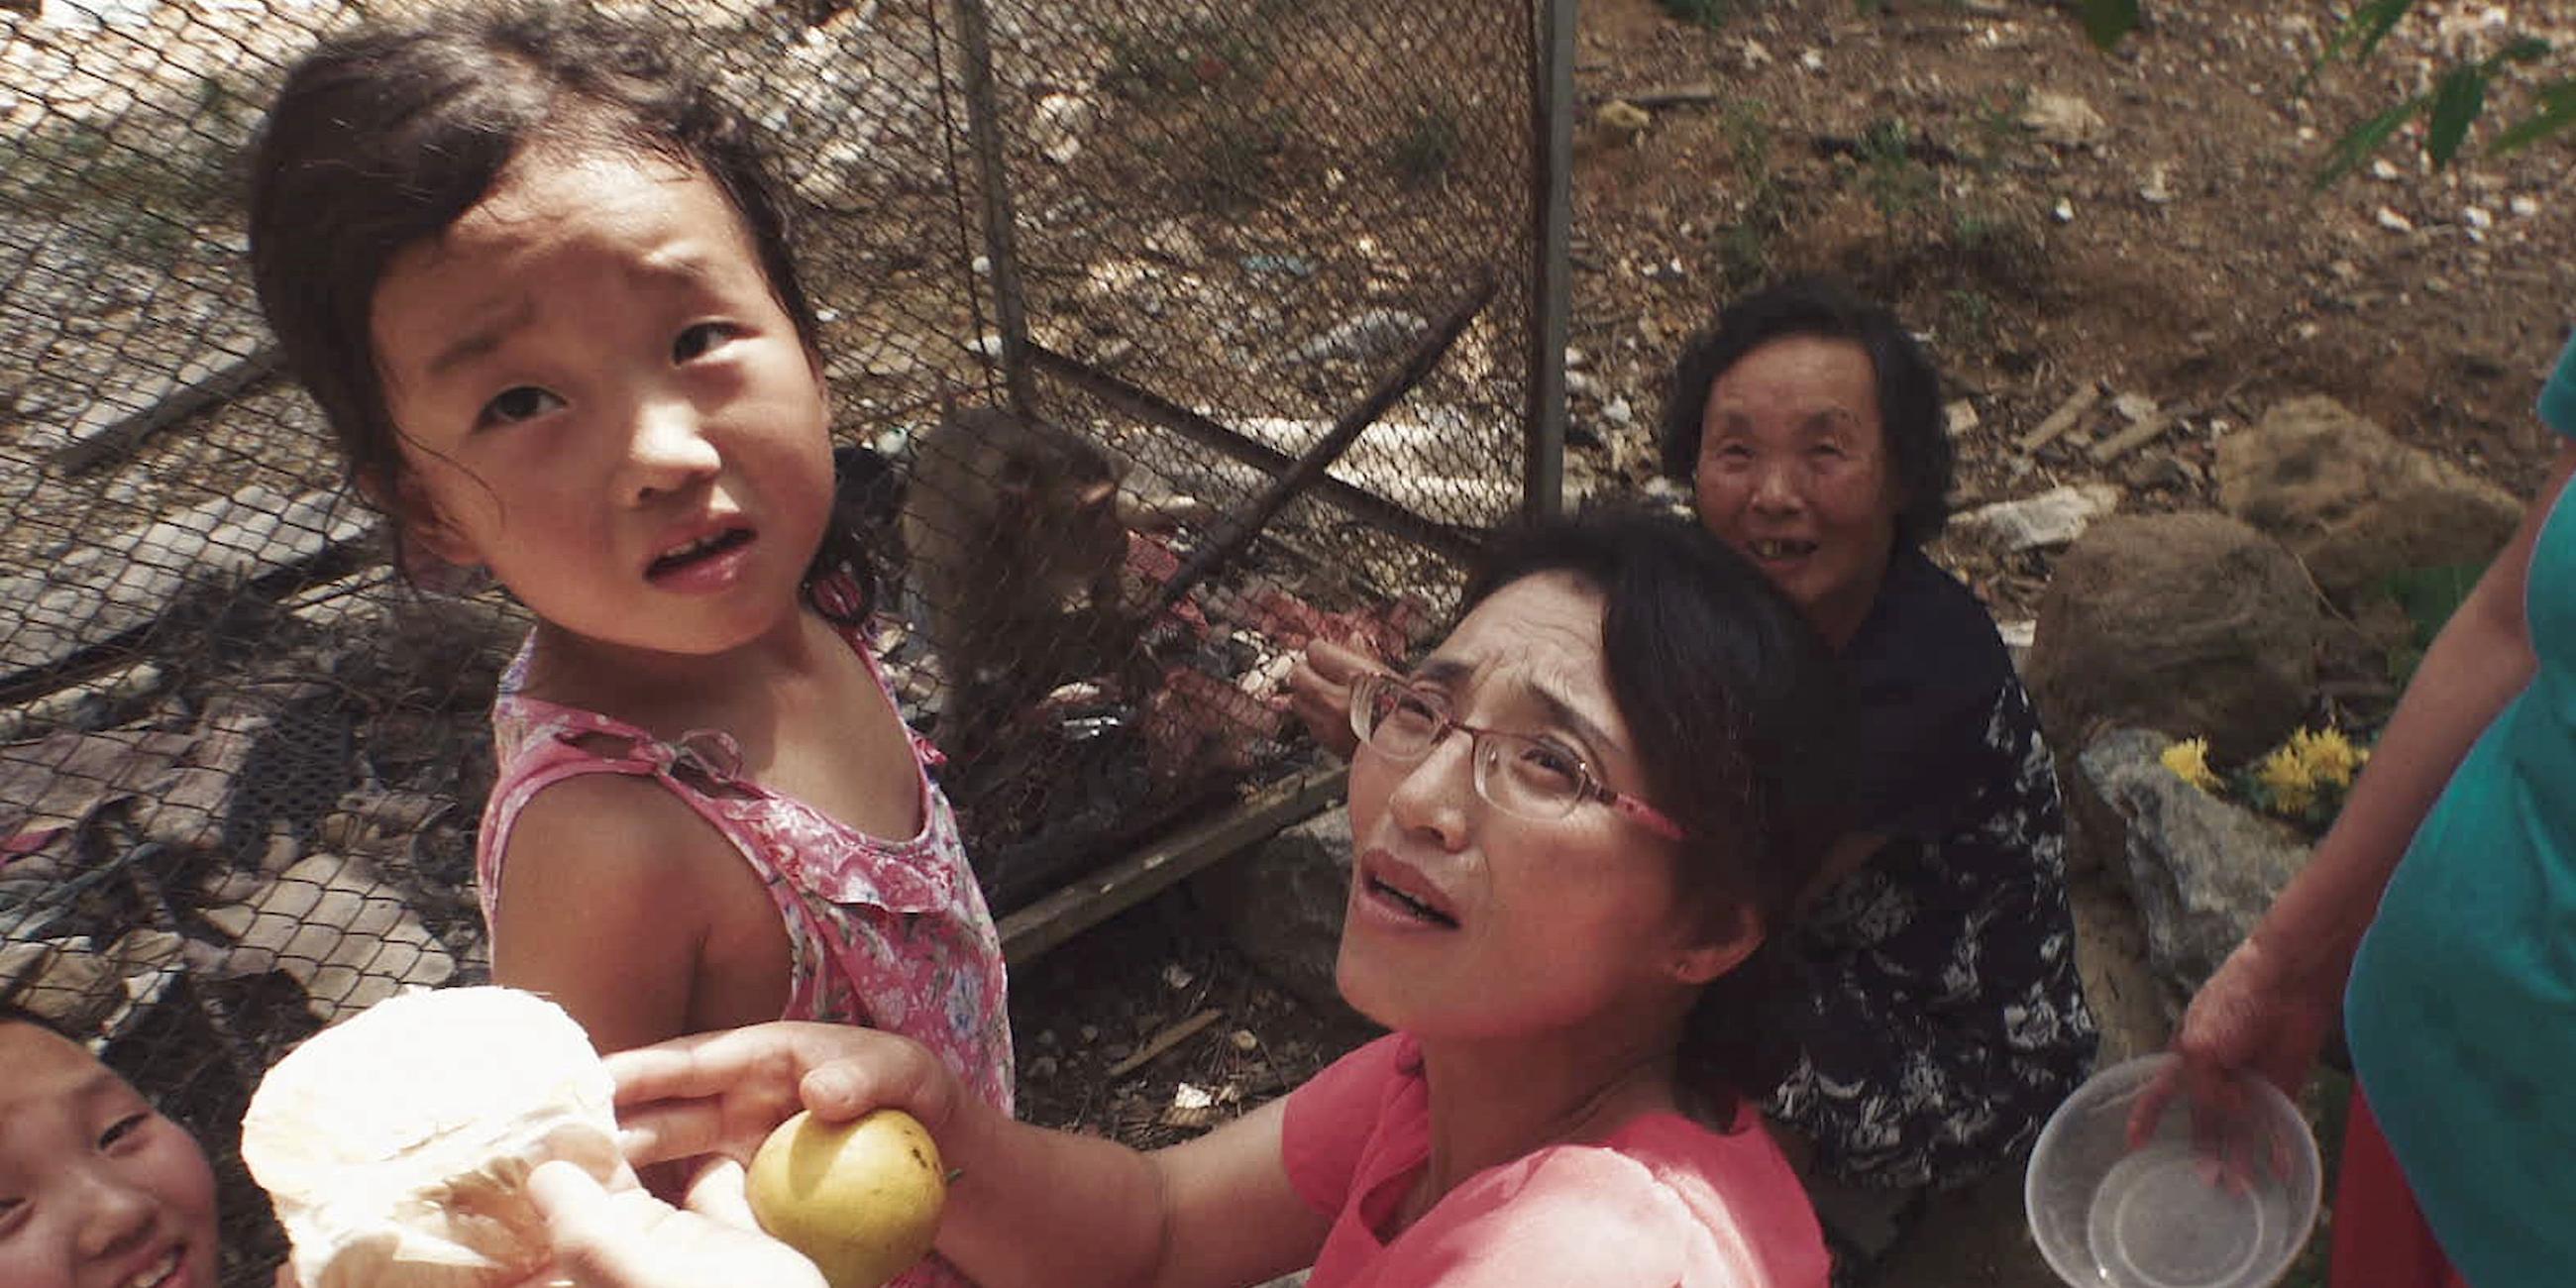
[[0, 1020, 220, 1288]]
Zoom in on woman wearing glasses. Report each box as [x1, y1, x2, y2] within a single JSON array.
[[602, 509, 1850, 1288]]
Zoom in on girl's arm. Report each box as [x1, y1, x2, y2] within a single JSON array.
[[490, 775, 741, 1053], [613, 1024, 1334, 1288], [2165, 439, 2575, 1100]]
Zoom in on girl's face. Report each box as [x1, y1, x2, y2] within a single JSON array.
[[1691, 335, 1901, 645], [371, 145, 834, 660], [0, 1023, 221, 1288], [1336, 574, 1752, 1043]]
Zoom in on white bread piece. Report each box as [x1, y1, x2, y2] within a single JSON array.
[[241, 987, 621, 1288]]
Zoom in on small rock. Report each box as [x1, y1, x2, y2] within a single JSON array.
[[967, 334, 1005, 360], [1033, 92, 1091, 165], [2510, 195, 2539, 218], [1293, 309, 1428, 365], [1161, 963, 1195, 991], [2020, 91, 2107, 148], [1740, 38, 1771, 67], [1565, 370, 1603, 401], [2139, 165, 2175, 204], [2369, 159, 2402, 181], [1231, 1029, 1260, 1052], [1601, 395, 1634, 427], [1954, 483, 2122, 554], [2463, 205, 2493, 230], [1564, 346, 1589, 370], [2375, 206, 2415, 233], [2127, 453, 2203, 492], [2111, 391, 2158, 424], [1144, 221, 1204, 264], [1798, 48, 1826, 72], [971, 255, 992, 277], [2052, 197, 2076, 224], [1595, 99, 1651, 135], [1945, 399, 1981, 435]]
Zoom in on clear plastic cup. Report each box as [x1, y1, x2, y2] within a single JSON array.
[[2024, 1054, 2322, 1288]]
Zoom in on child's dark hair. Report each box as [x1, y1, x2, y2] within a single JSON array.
[[1658, 275, 1955, 548], [1460, 506, 1854, 1115], [247, 4, 873, 619]]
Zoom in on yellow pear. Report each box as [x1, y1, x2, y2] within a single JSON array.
[[746, 1109, 947, 1288]]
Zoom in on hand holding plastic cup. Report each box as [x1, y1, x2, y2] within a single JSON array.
[[2025, 1054, 2321, 1288]]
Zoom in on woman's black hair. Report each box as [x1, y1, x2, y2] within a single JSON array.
[[1658, 275, 1955, 547], [1459, 505, 1855, 1116], [247, 4, 874, 620]]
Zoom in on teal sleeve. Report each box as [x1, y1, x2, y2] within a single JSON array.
[[2543, 330, 2576, 437]]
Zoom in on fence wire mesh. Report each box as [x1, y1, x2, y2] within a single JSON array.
[[0, 1, 1548, 1281]]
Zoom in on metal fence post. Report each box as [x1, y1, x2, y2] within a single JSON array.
[[1522, 0, 1575, 520], [949, 0, 1037, 417]]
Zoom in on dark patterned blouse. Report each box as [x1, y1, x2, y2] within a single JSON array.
[[1764, 544, 2098, 1192]]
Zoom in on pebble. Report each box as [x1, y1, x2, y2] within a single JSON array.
[[2375, 206, 2415, 233]]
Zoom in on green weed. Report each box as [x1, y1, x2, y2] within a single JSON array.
[[1391, 103, 1459, 187], [1656, 0, 1736, 31]]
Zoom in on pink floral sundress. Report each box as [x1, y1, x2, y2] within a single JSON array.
[[475, 620, 1012, 1288]]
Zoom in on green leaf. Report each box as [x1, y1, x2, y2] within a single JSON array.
[[2075, 0, 2139, 51], [2494, 78, 2576, 155], [2348, 0, 2414, 61], [2491, 36, 2552, 67], [2382, 562, 2490, 650], [2425, 64, 2488, 164], [2302, 0, 2416, 95], [2312, 93, 2429, 188]]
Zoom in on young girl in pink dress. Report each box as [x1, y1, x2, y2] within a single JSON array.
[[242, 19, 1010, 1284]]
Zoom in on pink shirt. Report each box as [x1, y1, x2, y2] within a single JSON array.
[[1283, 1035, 1828, 1288], [476, 617, 1012, 1288]]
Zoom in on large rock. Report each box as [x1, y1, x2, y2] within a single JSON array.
[[2072, 728, 2311, 995], [1189, 805, 1361, 1023], [2217, 396, 2522, 603], [2025, 513, 2319, 764]]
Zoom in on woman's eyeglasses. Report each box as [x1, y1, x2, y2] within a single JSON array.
[[1348, 674, 1687, 841]]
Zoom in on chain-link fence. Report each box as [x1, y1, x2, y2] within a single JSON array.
[[1, 0, 1558, 1280]]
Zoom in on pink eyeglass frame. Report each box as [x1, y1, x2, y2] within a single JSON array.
[[1348, 675, 1688, 841]]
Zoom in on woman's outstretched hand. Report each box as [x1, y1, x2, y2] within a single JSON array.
[[607, 1022, 966, 1172], [523, 1158, 825, 1288], [2129, 936, 2339, 1149]]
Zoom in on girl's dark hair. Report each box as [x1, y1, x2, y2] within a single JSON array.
[[247, 5, 873, 620], [1460, 506, 1855, 1115], [1658, 275, 1955, 547]]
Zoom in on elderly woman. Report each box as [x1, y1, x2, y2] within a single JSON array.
[[1659, 277, 2095, 1234], [603, 510, 1850, 1288]]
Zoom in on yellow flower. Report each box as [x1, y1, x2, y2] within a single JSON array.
[[2161, 737, 2221, 793], [2289, 727, 2368, 791], [2255, 741, 2318, 816]]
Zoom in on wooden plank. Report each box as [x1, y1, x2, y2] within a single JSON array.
[[2017, 381, 2101, 454], [1001, 765, 1347, 966], [1105, 1008, 1225, 1079], [1619, 83, 1726, 109], [52, 344, 280, 474]]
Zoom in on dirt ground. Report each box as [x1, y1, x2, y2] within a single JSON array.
[[1014, 3, 2576, 1284]]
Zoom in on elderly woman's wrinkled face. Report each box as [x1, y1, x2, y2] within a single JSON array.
[[1692, 335, 1899, 645], [1336, 574, 1745, 1043]]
